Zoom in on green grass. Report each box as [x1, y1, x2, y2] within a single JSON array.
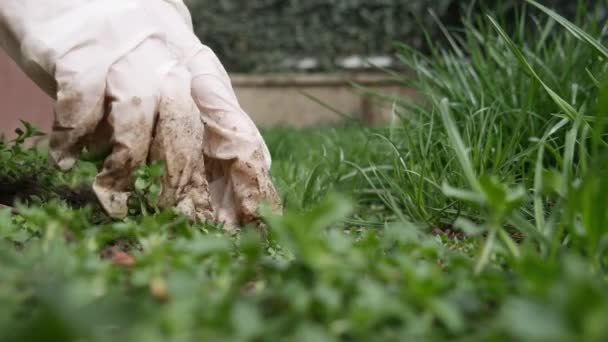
[[2, 1, 608, 340]]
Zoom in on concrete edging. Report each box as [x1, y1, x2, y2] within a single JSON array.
[[231, 72, 406, 87], [231, 72, 415, 127]]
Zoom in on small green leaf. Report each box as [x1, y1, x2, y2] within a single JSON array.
[[148, 161, 165, 179], [147, 184, 161, 199], [541, 169, 565, 196], [10, 230, 31, 244], [175, 236, 231, 256], [500, 298, 571, 341], [430, 298, 465, 333], [231, 302, 263, 340], [134, 178, 149, 192], [454, 218, 484, 236], [442, 182, 484, 205]]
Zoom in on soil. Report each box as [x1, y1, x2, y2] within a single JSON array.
[[431, 222, 526, 243], [99, 238, 141, 263], [0, 175, 141, 265], [431, 223, 467, 241], [53, 185, 99, 208], [0, 176, 39, 207], [0, 175, 98, 208]]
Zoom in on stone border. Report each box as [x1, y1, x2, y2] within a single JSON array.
[[231, 72, 409, 88], [230, 72, 416, 127]]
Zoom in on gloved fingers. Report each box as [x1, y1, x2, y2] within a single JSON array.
[[81, 117, 113, 162], [49, 65, 107, 171], [229, 157, 282, 226], [189, 48, 270, 166], [188, 48, 281, 226], [21, 0, 170, 171], [149, 65, 214, 222], [192, 76, 263, 162], [188, 46, 233, 89], [92, 37, 170, 218]]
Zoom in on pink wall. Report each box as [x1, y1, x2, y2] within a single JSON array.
[[0, 50, 53, 139]]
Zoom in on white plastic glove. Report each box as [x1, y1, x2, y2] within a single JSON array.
[[0, 0, 280, 228]]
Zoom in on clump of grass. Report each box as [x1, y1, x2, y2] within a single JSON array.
[[363, 1, 606, 227], [349, 0, 608, 275]]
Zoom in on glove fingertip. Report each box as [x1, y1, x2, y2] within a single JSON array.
[[49, 150, 78, 171]]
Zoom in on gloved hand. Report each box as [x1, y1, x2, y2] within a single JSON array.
[[0, 0, 280, 229]]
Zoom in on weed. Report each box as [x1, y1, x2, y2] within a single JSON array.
[[129, 161, 164, 216]]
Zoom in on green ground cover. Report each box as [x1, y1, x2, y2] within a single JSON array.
[[1, 1, 608, 341]]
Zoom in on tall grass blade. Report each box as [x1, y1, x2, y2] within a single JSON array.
[[438, 98, 482, 193], [526, 0, 608, 59], [487, 16, 580, 121]]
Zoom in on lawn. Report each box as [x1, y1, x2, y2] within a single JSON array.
[[1, 1, 608, 341]]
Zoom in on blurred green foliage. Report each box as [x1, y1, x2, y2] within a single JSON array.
[[188, 0, 599, 72]]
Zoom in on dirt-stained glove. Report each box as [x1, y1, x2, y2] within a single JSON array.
[[150, 0, 281, 226], [0, 0, 280, 229]]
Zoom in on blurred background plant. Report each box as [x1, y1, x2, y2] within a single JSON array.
[[188, 0, 603, 72]]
